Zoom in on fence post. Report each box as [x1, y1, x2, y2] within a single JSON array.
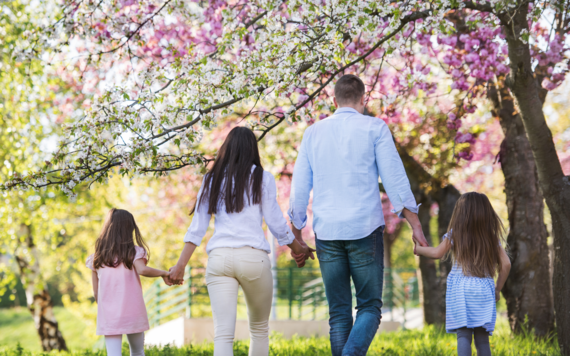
[[313, 286, 317, 320], [402, 280, 407, 331], [186, 266, 192, 318], [385, 267, 393, 321], [155, 281, 161, 326], [288, 268, 293, 320]]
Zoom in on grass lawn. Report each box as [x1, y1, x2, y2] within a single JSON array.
[[0, 307, 95, 351], [0, 308, 560, 355]]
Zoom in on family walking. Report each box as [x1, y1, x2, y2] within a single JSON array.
[[86, 75, 511, 356]]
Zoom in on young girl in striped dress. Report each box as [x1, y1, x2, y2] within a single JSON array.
[[415, 192, 511, 356]]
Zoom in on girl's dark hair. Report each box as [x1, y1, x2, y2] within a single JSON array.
[[193, 126, 264, 215], [447, 192, 505, 278], [93, 209, 149, 270]]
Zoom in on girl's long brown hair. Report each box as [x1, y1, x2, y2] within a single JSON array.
[[192, 126, 264, 215], [93, 209, 149, 270], [447, 192, 505, 278]]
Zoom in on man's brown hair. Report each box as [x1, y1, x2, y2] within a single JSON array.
[[334, 74, 365, 105], [447, 192, 505, 278]]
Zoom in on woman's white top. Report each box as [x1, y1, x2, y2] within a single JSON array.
[[184, 167, 294, 254]]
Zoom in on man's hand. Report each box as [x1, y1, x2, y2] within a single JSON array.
[[168, 265, 185, 285], [289, 236, 315, 268], [292, 241, 316, 268], [402, 208, 429, 247], [289, 226, 315, 268], [413, 241, 418, 256], [412, 226, 429, 247]]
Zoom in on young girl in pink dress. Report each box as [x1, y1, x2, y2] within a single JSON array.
[[86, 209, 170, 356]]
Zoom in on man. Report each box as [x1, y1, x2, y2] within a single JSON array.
[[288, 74, 429, 356]]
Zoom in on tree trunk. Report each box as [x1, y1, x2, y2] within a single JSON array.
[[416, 196, 443, 325], [15, 225, 67, 352], [397, 144, 458, 325], [397, 143, 461, 325], [488, 78, 555, 336], [499, 6, 570, 354]]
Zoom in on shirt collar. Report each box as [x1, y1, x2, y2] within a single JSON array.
[[334, 107, 359, 115]]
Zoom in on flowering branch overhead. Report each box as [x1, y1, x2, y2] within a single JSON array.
[[4, 0, 570, 197]]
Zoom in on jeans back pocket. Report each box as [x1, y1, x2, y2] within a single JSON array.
[[206, 255, 227, 277], [238, 258, 264, 282]]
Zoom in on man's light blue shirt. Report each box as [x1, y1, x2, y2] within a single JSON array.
[[288, 107, 419, 241]]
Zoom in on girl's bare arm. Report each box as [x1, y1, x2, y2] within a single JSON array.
[[92, 271, 99, 303], [415, 238, 451, 259], [133, 259, 169, 278], [495, 247, 511, 301]]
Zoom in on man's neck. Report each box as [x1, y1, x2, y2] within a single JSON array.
[[337, 105, 364, 114]]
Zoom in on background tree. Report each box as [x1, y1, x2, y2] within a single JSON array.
[[0, 0, 109, 350]]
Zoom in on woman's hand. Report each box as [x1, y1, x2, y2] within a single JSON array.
[[495, 289, 500, 302], [168, 265, 185, 285]]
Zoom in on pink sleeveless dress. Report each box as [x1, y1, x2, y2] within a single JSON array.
[[86, 246, 150, 335]]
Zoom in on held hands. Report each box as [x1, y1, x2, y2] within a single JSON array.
[[290, 239, 316, 268], [495, 289, 500, 302], [161, 270, 174, 286], [170, 265, 185, 285], [413, 241, 418, 256], [163, 265, 185, 286], [412, 226, 429, 248]]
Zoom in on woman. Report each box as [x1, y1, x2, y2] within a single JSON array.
[[168, 126, 313, 356]]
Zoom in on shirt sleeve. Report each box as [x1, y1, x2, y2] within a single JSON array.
[[183, 177, 212, 246], [86, 254, 95, 271], [287, 128, 313, 229], [133, 246, 148, 264], [375, 122, 420, 218], [262, 172, 295, 246]]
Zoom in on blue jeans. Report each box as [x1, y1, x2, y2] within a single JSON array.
[[316, 226, 385, 356]]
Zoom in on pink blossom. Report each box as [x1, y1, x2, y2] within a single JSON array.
[[456, 132, 475, 144], [465, 53, 479, 62]]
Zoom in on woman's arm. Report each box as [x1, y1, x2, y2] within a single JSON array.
[[169, 242, 198, 284], [91, 271, 99, 303], [133, 259, 169, 278], [261, 171, 315, 265], [415, 238, 451, 259], [495, 247, 511, 301]]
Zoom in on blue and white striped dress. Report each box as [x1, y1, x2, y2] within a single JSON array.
[[444, 233, 497, 335]]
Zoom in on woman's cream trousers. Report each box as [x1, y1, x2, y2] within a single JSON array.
[[206, 247, 273, 356]]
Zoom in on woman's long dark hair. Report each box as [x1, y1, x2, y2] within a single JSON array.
[[93, 209, 149, 270], [193, 126, 264, 215]]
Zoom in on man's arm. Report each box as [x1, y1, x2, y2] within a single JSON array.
[[291, 225, 315, 267], [374, 123, 427, 246], [402, 208, 429, 247]]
